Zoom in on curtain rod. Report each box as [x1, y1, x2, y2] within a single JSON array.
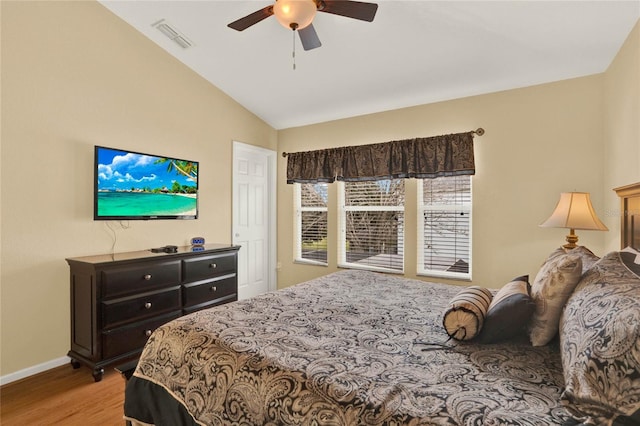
[[281, 127, 485, 157]]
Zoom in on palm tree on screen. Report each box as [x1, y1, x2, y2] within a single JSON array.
[[155, 158, 198, 182]]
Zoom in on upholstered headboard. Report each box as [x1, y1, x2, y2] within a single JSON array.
[[614, 182, 640, 250]]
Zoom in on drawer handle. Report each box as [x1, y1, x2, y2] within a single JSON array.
[[210, 286, 217, 292], [209, 263, 217, 269], [145, 329, 152, 337], [144, 302, 152, 309], [143, 274, 152, 281]]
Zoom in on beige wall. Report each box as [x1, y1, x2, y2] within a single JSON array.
[[277, 75, 607, 290], [1, 0, 637, 380], [603, 20, 640, 252], [0, 1, 276, 376]]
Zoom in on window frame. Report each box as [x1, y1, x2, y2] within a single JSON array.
[[417, 176, 473, 280], [293, 183, 328, 266], [337, 179, 405, 274]]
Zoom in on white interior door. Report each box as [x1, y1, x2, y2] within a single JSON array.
[[232, 142, 276, 300]]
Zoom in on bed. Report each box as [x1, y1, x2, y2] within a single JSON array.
[[124, 186, 640, 426], [124, 251, 640, 426]]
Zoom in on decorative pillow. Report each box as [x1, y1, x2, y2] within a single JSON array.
[[442, 286, 493, 341], [564, 245, 600, 273], [621, 246, 640, 272], [529, 250, 582, 346], [477, 275, 534, 343], [559, 250, 640, 424]]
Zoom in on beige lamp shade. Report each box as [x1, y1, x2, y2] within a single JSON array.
[[540, 192, 608, 249]]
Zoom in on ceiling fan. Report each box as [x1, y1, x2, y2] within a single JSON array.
[[227, 0, 378, 51]]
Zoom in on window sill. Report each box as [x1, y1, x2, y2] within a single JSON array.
[[338, 263, 404, 275], [417, 271, 472, 282], [294, 259, 328, 267]]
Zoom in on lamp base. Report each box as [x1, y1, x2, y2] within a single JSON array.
[[563, 228, 578, 250]]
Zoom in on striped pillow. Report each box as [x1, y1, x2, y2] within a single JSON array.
[[442, 286, 493, 341]]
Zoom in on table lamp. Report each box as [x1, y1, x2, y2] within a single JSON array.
[[540, 192, 608, 249]]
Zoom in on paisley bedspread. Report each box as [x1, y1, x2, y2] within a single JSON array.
[[124, 270, 572, 425]]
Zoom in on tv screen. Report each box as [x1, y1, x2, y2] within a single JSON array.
[[94, 146, 198, 220]]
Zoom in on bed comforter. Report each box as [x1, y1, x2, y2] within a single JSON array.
[[124, 270, 572, 425]]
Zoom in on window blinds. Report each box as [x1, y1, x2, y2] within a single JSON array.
[[295, 183, 328, 264], [418, 176, 472, 279], [339, 180, 405, 272]]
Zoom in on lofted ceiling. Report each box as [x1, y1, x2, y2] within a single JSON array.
[[99, 1, 640, 130]]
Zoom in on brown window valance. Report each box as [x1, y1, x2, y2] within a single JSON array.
[[286, 131, 476, 184]]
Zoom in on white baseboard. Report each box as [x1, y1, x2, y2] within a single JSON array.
[[0, 356, 71, 386]]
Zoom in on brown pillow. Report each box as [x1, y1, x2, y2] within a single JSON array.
[[477, 275, 534, 343]]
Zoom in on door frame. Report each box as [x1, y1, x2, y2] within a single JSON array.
[[232, 141, 277, 294]]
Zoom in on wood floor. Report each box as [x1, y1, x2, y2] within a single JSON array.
[[1, 364, 126, 425]]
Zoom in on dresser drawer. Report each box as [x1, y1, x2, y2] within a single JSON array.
[[183, 275, 236, 308], [182, 253, 236, 282], [101, 260, 181, 298], [102, 286, 181, 329], [102, 311, 180, 360]]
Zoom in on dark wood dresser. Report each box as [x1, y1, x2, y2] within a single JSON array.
[[66, 244, 240, 381]]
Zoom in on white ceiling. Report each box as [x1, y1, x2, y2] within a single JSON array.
[[99, 1, 639, 130]]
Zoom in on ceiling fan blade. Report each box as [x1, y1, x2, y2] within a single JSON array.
[[227, 5, 274, 31], [318, 1, 378, 22], [298, 24, 322, 51]]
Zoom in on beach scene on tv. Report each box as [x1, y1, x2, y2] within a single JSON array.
[[96, 147, 198, 218]]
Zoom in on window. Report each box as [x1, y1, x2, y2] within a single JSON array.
[[338, 179, 405, 273], [294, 183, 328, 264], [418, 175, 472, 279]]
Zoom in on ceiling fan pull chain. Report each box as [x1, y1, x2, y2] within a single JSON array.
[[292, 29, 296, 70]]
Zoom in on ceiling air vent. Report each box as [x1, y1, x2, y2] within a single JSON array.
[[152, 19, 193, 49]]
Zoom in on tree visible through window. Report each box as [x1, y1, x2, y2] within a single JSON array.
[[294, 177, 471, 278], [418, 176, 472, 279], [295, 183, 328, 264], [339, 180, 405, 272]]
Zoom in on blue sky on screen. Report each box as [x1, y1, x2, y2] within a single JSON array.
[[97, 148, 197, 191]]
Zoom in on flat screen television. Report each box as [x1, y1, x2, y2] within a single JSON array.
[[94, 146, 198, 220]]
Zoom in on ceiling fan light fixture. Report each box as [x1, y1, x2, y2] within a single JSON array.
[[273, 0, 317, 30]]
